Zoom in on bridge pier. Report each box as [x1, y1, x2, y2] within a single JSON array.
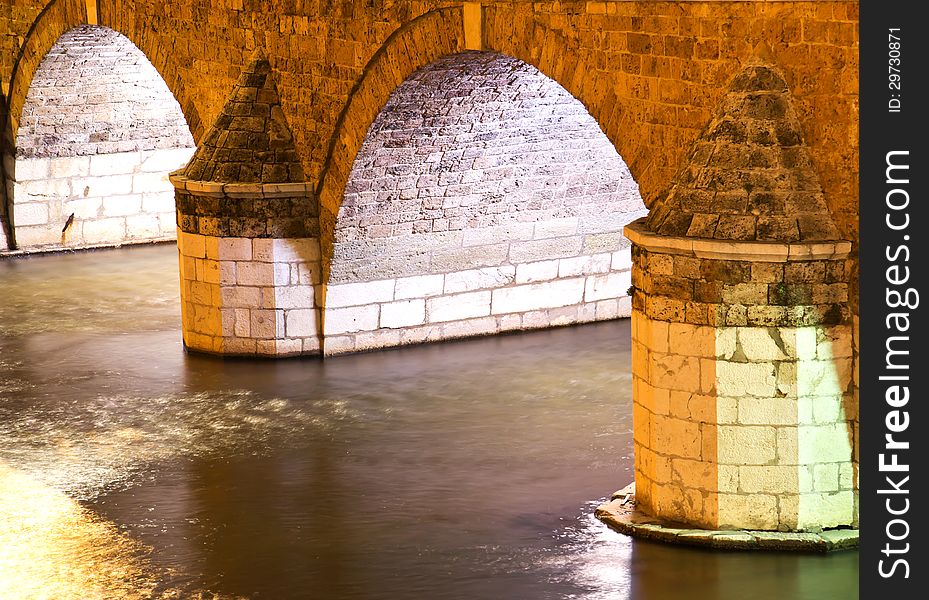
[[170, 50, 323, 357], [616, 61, 857, 534]]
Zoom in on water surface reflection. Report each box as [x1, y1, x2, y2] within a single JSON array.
[[0, 245, 857, 599]]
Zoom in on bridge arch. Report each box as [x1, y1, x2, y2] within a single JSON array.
[[8, 20, 198, 249], [320, 43, 647, 352], [4, 0, 203, 148], [316, 7, 657, 279]]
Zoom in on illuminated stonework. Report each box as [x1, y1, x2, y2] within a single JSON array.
[[626, 61, 857, 532]]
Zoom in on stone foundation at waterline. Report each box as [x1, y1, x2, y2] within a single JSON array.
[[322, 249, 632, 355], [176, 230, 322, 356], [10, 148, 192, 248]]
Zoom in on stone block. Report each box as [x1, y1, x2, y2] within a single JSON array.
[[49, 155, 90, 178], [355, 329, 403, 351], [102, 194, 143, 217], [252, 238, 275, 262], [718, 425, 777, 465], [381, 299, 426, 328], [583, 232, 626, 253], [718, 493, 779, 530], [13, 158, 49, 181], [584, 271, 631, 302], [219, 262, 237, 285], [327, 279, 395, 307], [140, 147, 195, 172], [218, 237, 252, 261], [671, 457, 717, 491], [286, 309, 319, 337], [651, 415, 702, 459], [428, 291, 491, 323], [515, 260, 559, 283], [798, 424, 854, 464], [596, 299, 620, 320], [141, 192, 176, 214], [612, 248, 633, 271], [432, 243, 509, 271], [236, 261, 275, 286], [13, 203, 49, 226], [797, 358, 852, 397], [395, 274, 445, 299], [275, 285, 316, 309], [813, 463, 839, 492], [89, 152, 141, 176], [798, 491, 855, 530], [75, 174, 134, 197], [491, 278, 585, 314], [224, 338, 257, 355], [325, 305, 380, 335], [719, 465, 740, 493], [668, 322, 715, 358], [324, 336, 356, 355], [126, 214, 163, 238], [534, 217, 579, 239], [649, 353, 701, 393], [64, 197, 103, 220], [132, 171, 171, 194], [82, 218, 126, 244], [645, 319, 669, 353], [716, 361, 776, 397], [717, 397, 739, 424], [444, 266, 515, 293], [738, 396, 797, 425], [234, 308, 250, 337], [443, 316, 499, 338], [738, 327, 789, 361], [462, 223, 534, 247], [738, 465, 799, 494], [275, 338, 304, 355], [249, 309, 284, 339], [509, 236, 583, 263]]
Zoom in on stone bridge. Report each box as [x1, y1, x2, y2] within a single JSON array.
[[1, 0, 858, 537]]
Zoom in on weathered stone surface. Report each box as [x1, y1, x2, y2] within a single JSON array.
[[180, 50, 304, 185], [644, 63, 841, 243]]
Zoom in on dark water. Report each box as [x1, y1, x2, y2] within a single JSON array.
[[0, 244, 858, 599]]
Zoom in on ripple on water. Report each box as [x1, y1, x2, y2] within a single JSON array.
[[0, 390, 365, 502]]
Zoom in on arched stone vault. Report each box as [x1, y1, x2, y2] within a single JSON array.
[[3, 1, 859, 259]]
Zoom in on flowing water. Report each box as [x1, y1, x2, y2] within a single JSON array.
[[0, 244, 857, 599]]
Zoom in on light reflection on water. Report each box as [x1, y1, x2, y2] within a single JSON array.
[[0, 244, 856, 599]]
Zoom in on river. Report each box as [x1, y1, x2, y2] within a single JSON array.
[[0, 243, 857, 599]]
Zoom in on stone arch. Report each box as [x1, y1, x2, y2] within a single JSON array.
[[316, 7, 659, 276], [1, 0, 205, 250], [9, 23, 197, 249], [320, 48, 646, 354], [4, 0, 203, 147]]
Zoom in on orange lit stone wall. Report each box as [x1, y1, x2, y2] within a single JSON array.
[[3, 1, 858, 252]]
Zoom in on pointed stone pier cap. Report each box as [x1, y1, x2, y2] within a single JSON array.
[[171, 48, 309, 198], [643, 58, 841, 244]]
